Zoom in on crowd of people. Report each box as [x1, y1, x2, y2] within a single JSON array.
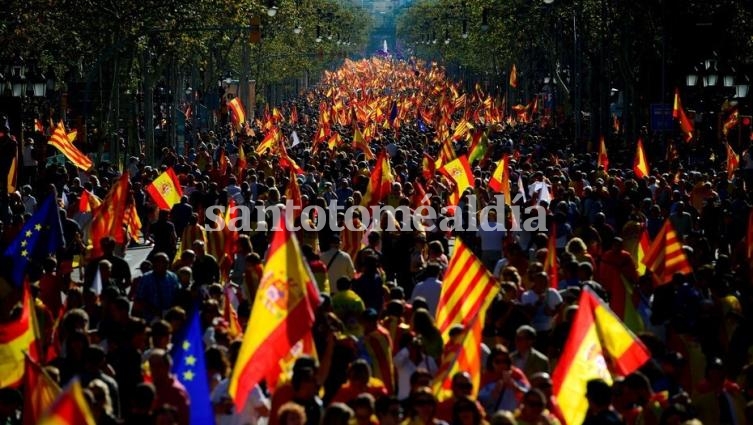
[[1, 57, 753, 425]]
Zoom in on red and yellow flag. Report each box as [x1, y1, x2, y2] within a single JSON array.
[[256, 127, 280, 154], [236, 143, 247, 182], [0, 285, 39, 388], [227, 97, 246, 129], [435, 238, 499, 337], [722, 108, 739, 136], [438, 155, 473, 206], [352, 126, 374, 160], [641, 219, 693, 285], [489, 154, 511, 205], [634, 229, 650, 276], [544, 226, 558, 287], [672, 89, 694, 142], [432, 239, 498, 401], [509, 64, 518, 88], [285, 168, 303, 219], [48, 122, 92, 171], [229, 218, 321, 410], [597, 136, 609, 171], [223, 289, 243, 340], [552, 289, 651, 425], [633, 138, 649, 178], [146, 167, 183, 210], [34, 118, 45, 134], [726, 143, 740, 180], [422, 152, 437, 181], [24, 355, 61, 425], [361, 150, 393, 207], [89, 173, 130, 258], [290, 104, 299, 125], [38, 378, 96, 425], [78, 190, 102, 214], [124, 202, 142, 242]]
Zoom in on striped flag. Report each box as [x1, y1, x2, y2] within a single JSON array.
[[89, 173, 130, 258], [34, 119, 45, 134], [284, 168, 303, 219], [544, 226, 558, 287], [633, 138, 649, 178], [145, 167, 183, 210], [597, 135, 609, 171], [361, 150, 393, 207], [435, 137, 456, 169], [435, 238, 498, 337], [438, 155, 473, 206], [489, 154, 511, 205], [672, 89, 694, 142], [78, 190, 102, 213], [47, 122, 92, 171], [37, 378, 95, 425], [433, 238, 499, 400], [229, 217, 321, 410], [641, 219, 693, 285], [634, 229, 650, 276], [23, 355, 62, 425], [0, 285, 40, 388], [726, 143, 740, 180], [256, 127, 280, 154], [227, 97, 246, 129], [552, 289, 650, 425]]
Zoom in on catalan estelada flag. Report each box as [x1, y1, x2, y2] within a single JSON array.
[[48, 122, 92, 171], [24, 354, 61, 425], [0, 285, 39, 388], [552, 289, 651, 425], [38, 378, 96, 425], [488, 154, 511, 205], [146, 167, 183, 211], [438, 155, 473, 206], [227, 97, 246, 129], [633, 138, 649, 178], [641, 219, 693, 285], [229, 217, 321, 411], [361, 150, 393, 207], [597, 135, 609, 171], [672, 89, 694, 142]]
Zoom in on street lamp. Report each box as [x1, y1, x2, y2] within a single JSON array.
[[723, 67, 735, 87], [266, 0, 278, 17], [736, 76, 750, 98]]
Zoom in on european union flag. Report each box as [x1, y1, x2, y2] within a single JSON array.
[[417, 117, 428, 133], [171, 309, 215, 425], [3, 194, 64, 287]]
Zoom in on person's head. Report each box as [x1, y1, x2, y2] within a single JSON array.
[[486, 344, 511, 372], [322, 402, 354, 425], [515, 325, 537, 353], [348, 359, 372, 386], [623, 372, 652, 405], [83, 345, 108, 372], [532, 271, 549, 293], [336, 277, 352, 292], [192, 240, 206, 256], [147, 349, 173, 384], [488, 410, 517, 425], [451, 371, 474, 399], [150, 320, 172, 349], [99, 237, 116, 255], [277, 402, 307, 425], [529, 372, 554, 398], [411, 308, 436, 336], [375, 396, 402, 425], [585, 379, 613, 410], [452, 396, 483, 425], [291, 366, 318, 399], [409, 387, 437, 421], [519, 389, 547, 421], [151, 253, 170, 275], [350, 393, 375, 425]]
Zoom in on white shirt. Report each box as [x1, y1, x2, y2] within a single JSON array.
[[320, 249, 355, 292], [22, 195, 37, 214], [411, 277, 442, 317], [393, 347, 438, 401], [211, 378, 269, 425]]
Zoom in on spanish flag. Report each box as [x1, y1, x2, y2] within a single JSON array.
[[24, 355, 61, 425], [672, 89, 694, 142], [438, 155, 473, 206], [361, 150, 393, 207], [352, 126, 374, 160], [37, 378, 96, 425], [229, 217, 321, 411], [597, 135, 609, 171], [509, 64, 518, 88], [633, 229, 650, 276], [433, 239, 498, 401], [633, 138, 649, 179], [256, 127, 280, 154], [488, 154, 511, 205], [227, 97, 246, 129], [641, 219, 693, 285], [552, 289, 651, 425], [0, 285, 39, 388], [284, 168, 303, 219], [48, 122, 92, 171], [726, 143, 740, 180], [145, 167, 183, 211]]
